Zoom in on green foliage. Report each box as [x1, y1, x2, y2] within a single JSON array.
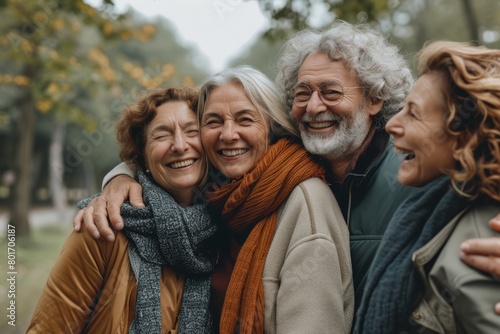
[[0, 0, 211, 213], [248, 0, 500, 75], [258, 0, 389, 38], [229, 36, 285, 80]]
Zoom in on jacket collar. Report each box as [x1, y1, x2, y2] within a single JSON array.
[[325, 126, 390, 190]]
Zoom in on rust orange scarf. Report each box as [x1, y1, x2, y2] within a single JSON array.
[[209, 138, 325, 334]]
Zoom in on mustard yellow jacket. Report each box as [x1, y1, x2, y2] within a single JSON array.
[[27, 230, 185, 334]]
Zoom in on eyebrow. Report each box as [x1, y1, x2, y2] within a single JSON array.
[[235, 109, 259, 117], [149, 124, 171, 133], [149, 120, 198, 133], [295, 80, 343, 88], [202, 108, 259, 119]]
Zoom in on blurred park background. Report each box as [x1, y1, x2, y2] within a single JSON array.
[[0, 0, 499, 332]]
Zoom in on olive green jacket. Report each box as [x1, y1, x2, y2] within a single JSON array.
[[410, 201, 500, 333]]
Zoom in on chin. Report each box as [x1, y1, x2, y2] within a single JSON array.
[[398, 173, 418, 187]]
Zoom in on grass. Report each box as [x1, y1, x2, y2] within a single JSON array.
[[0, 224, 72, 334]]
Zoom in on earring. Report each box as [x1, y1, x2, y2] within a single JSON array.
[[146, 169, 150, 173]]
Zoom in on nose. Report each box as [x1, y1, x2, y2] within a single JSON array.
[[305, 90, 328, 116], [220, 121, 239, 143], [385, 111, 403, 136], [171, 132, 189, 153]]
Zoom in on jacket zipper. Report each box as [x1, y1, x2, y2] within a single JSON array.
[[346, 182, 353, 226]]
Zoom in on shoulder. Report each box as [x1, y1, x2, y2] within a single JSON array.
[[458, 201, 500, 237], [431, 201, 500, 286], [275, 177, 347, 242], [427, 201, 500, 332], [285, 177, 335, 209], [61, 229, 129, 268]]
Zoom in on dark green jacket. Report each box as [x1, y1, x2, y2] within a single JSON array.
[[328, 129, 416, 311]]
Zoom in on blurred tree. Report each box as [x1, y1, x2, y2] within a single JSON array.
[[0, 0, 158, 235], [241, 0, 499, 76], [228, 37, 285, 80], [254, 0, 499, 49]]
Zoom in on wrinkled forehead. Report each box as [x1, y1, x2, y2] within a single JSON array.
[[297, 52, 358, 87]]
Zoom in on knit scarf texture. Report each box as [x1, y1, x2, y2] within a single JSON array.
[[353, 175, 469, 333], [78, 171, 217, 334], [208, 138, 325, 334]]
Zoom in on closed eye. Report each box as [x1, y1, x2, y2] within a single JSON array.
[[237, 117, 254, 125], [203, 118, 222, 127], [186, 129, 200, 136]]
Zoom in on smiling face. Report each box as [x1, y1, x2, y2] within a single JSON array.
[[385, 72, 458, 187], [291, 52, 383, 160], [144, 101, 205, 204], [201, 83, 269, 179]]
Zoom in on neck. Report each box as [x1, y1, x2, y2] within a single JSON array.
[[172, 190, 194, 208], [328, 123, 377, 182]]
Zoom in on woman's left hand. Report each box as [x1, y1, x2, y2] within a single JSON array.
[[460, 215, 500, 314]]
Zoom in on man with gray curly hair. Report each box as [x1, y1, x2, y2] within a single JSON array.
[[276, 21, 416, 309], [277, 20, 500, 316]]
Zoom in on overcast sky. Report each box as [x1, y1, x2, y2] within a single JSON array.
[[85, 0, 269, 73]]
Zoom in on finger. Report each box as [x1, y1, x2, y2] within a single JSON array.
[[460, 238, 500, 257], [496, 303, 500, 315], [106, 183, 134, 230], [82, 205, 101, 240], [460, 252, 500, 277], [73, 209, 84, 231], [489, 215, 500, 232], [128, 183, 145, 208], [92, 197, 115, 242], [107, 202, 124, 231]]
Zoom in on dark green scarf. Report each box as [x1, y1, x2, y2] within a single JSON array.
[[354, 175, 469, 333]]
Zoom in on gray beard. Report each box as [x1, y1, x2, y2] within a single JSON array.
[[299, 108, 370, 160]]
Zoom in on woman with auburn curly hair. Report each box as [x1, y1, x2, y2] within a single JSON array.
[[354, 41, 500, 333], [28, 87, 217, 334]]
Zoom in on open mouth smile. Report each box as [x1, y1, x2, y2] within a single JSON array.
[[394, 147, 416, 160], [167, 159, 196, 169], [219, 149, 248, 157], [305, 120, 339, 130]]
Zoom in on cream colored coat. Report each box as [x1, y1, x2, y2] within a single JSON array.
[[264, 178, 354, 334]]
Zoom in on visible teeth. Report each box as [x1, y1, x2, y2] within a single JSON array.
[[308, 121, 336, 129], [221, 149, 247, 157], [169, 159, 195, 169], [394, 147, 414, 156]]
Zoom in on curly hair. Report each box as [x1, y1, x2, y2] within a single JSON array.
[[276, 20, 414, 126], [115, 87, 199, 171], [417, 41, 500, 201]]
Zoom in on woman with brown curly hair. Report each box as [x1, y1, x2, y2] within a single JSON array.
[[28, 87, 217, 334], [354, 41, 500, 333]]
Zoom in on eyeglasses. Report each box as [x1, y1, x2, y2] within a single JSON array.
[[290, 81, 363, 108]]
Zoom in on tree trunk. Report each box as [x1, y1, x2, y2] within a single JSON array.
[[83, 160, 97, 196], [10, 86, 36, 236], [459, 0, 479, 44], [49, 118, 68, 216]]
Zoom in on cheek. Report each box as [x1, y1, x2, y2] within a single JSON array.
[[291, 106, 304, 121], [146, 143, 166, 165], [201, 130, 217, 155], [144, 143, 156, 165]]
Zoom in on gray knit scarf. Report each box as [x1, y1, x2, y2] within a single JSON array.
[[78, 171, 216, 334], [353, 175, 469, 333]]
